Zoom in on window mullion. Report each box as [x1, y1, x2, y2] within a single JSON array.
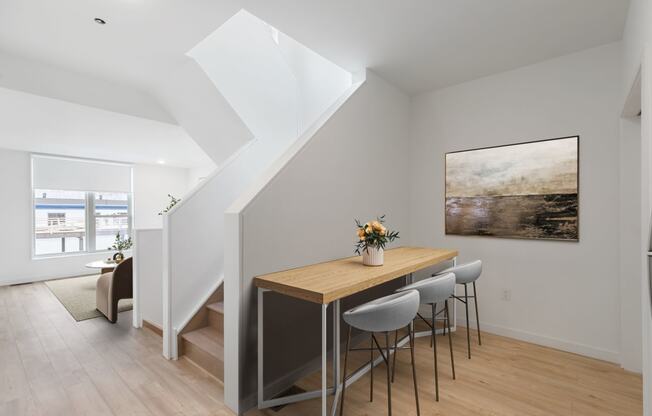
[[87, 192, 96, 252], [128, 193, 133, 240]]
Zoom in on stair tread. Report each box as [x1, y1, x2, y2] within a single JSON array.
[[206, 301, 224, 314], [181, 327, 224, 359]]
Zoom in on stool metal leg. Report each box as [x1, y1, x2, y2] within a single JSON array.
[[408, 324, 421, 416], [385, 332, 392, 416], [432, 303, 439, 401], [473, 281, 482, 346], [339, 326, 352, 416], [445, 299, 455, 379], [391, 329, 398, 382], [370, 334, 374, 402], [464, 283, 471, 359]]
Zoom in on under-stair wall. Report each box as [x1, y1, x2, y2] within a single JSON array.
[[224, 70, 412, 413]]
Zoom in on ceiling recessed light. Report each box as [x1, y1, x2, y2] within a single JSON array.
[[157, 160, 166, 165], [94, 18, 107, 25]]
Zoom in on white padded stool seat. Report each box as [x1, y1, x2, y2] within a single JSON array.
[[396, 273, 455, 305], [439, 260, 482, 284], [343, 290, 420, 333]]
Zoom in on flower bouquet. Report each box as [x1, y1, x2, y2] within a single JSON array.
[[354, 215, 399, 266]]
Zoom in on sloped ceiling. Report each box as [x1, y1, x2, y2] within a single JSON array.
[[0, 0, 630, 164], [0, 0, 630, 94]]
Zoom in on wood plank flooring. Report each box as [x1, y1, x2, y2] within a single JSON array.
[[0, 282, 232, 416], [0, 282, 643, 416], [269, 329, 643, 416]]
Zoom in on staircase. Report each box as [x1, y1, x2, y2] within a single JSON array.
[[178, 288, 225, 381], [160, 10, 353, 386]]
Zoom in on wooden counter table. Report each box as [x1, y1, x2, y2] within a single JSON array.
[[254, 246, 458, 416]]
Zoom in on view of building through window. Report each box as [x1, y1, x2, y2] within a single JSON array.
[[94, 192, 130, 251], [34, 189, 131, 256]]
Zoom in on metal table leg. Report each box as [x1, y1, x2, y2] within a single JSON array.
[[331, 300, 341, 416], [258, 291, 335, 410], [257, 287, 266, 409], [321, 303, 328, 416]]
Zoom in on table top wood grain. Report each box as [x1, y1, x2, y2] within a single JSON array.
[[254, 246, 458, 304]]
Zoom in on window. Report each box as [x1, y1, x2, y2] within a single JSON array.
[[32, 155, 133, 258], [33, 190, 132, 257], [34, 190, 87, 256], [93, 192, 130, 252]]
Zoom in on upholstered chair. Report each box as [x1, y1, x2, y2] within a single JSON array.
[[96, 257, 133, 323]]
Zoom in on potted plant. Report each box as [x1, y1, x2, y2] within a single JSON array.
[[354, 215, 399, 266], [108, 232, 133, 262]]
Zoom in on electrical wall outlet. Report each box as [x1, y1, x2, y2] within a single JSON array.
[[502, 289, 512, 301]]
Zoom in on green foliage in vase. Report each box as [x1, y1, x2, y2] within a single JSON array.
[[354, 215, 399, 255], [108, 232, 133, 252]]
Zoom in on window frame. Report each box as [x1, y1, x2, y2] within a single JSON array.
[[31, 189, 133, 259]]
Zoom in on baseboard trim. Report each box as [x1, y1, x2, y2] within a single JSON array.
[[3, 272, 97, 287], [142, 319, 163, 337], [459, 318, 621, 364]]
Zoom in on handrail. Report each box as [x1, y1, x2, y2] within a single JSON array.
[[164, 138, 258, 217]]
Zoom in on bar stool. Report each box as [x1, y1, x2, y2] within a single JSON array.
[[340, 290, 421, 416], [395, 273, 455, 401], [438, 260, 482, 359]]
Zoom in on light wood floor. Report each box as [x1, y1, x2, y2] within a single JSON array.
[[0, 282, 643, 416], [0, 282, 232, 416]]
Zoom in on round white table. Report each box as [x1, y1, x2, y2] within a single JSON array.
[[86, 260, 117, 275]]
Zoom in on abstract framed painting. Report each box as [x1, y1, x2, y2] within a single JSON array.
[[445, 136, 579, 241]]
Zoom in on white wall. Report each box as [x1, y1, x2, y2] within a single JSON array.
[[275, 26, 353, 134], [188, 10, 300, 148], [133, 164, 190, 229], [224, 71, 410, 412], [642, 50, 652, 416], [0, 148, 192, 285], [153, 59, 254, 165], [623, 0, 652, 108], [188, 10, 351, 146], [620, 116, 643, 372], [187, 162, 217, 189], [133, 228, 163, 327], [622, 0, 652, 411], [409, 43, 623, 363]]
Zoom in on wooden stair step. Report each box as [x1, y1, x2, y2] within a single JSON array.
[[206, 302, 224, 332], [182, 327, 223, 357], [181, 327, 224, 381], [206, 301, 224, 314]]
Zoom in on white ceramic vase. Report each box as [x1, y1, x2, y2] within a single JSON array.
[[362, 245, 384, 266]]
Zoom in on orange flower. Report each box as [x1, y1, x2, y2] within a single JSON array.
[[357, 229, 366, 239], [371, 221, 382, 231]]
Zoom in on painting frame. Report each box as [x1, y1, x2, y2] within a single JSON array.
[[444, 135, 580, 242]]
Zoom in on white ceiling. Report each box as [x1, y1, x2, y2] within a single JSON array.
[[0, 87, 213, 168], [0, 0, 630, 95]]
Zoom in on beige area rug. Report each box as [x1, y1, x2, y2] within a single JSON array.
[[44, 275, 133, 321]]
